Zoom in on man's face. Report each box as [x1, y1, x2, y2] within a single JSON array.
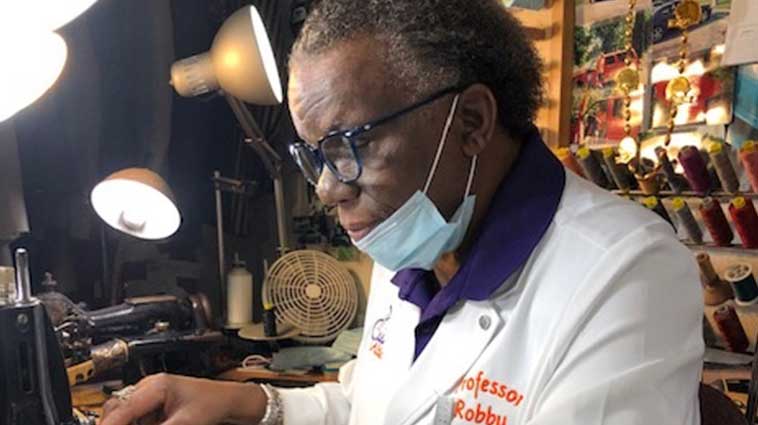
[[288, 38, 471, 241]]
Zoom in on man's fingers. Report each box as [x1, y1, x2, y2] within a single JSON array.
[[100, 379, 168, 425], [102, 398, 123, 418]]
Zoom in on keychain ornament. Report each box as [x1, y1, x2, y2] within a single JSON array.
[[669, 0, 702, 30], [663, 0, 699, 146]]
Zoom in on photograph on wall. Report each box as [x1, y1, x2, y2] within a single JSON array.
[[572, 1, 653, 147], [735, 63, 758, 129], [649, 46, 734, 130], [727, 64, 758, 149], [650, 0, 732, 55]]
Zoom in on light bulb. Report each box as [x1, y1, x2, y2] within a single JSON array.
[[119, 208, 147, 231], [0, 31, 67, 122]]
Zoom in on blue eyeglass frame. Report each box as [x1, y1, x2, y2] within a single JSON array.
[[289, 85, 462, 185]]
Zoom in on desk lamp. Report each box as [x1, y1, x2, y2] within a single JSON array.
[[0, 31, 68, 122], [0, 0, 101, 122], [90, 168, 181, 240], [170, 5, 288, 302], [170, 5, 288, 254]]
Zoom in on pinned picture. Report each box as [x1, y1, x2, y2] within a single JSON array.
[[649, 46, 734, 129], [650, 0, 731, 50], [572, 1, 653, 147]]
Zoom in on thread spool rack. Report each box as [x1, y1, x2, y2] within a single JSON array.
[[562, 142, 758, 358]]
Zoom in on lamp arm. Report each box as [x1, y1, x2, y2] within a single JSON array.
[[224, 94, 282, 179], [223, 94, 290, 255]]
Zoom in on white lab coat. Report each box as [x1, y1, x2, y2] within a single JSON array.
[[280, 173, 704, 425]]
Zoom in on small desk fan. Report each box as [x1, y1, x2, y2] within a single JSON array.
[[262, 250, 357, 343]]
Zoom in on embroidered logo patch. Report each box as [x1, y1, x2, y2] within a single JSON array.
[[369, 305, 392, 359]]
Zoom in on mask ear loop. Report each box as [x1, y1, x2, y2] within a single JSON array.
[[463, 155, 478, 198], [423, 93, 462, 194]]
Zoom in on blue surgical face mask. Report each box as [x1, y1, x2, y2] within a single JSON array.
[[353, 94, 478, 271]]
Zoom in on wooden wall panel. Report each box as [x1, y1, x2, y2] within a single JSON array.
[[511, 0, 574, 148]]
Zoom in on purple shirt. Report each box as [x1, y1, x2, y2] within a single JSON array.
[[390, 126, 566, 360]]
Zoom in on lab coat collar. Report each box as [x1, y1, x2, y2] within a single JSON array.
[[392, 126, 565, 339], [383, 300, 502, 425]]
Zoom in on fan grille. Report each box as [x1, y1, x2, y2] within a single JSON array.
[[263, 250, 357, 343]]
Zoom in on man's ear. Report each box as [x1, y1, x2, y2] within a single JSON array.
[[458, 84, 498, 157]]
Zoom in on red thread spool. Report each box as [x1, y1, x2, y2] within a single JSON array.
[[699, 197, 733, 246], [678, 146, 711, 194], [729, 197, 758, 248], [739, 141, 758, 193], [713, 304, 749, 352]]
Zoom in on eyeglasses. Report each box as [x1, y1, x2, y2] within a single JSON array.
[[288, 86, 461, 186]]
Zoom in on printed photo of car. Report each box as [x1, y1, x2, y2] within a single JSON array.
[[652, 0, 713, 43]]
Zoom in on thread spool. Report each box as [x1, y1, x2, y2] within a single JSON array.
[[704, 149, 724, 193], [672, 198, 702, 244], [263, 302, 278, 337], [602, 148, 632, 192], [724, 263, 758, 306], [555, 147, 585, 178], [703, 315, 719, 347], [642, 196, 673, 227], [713, 304, 749, 353], [699, 197, 733, 246], [576, 146, 611, 189], [655, 147, 687, 193], [707, 142, 740, 193], [739, 141, 758, 193], [729, 197, 758, 248], [696, 252, 733, 305], [678, 146, 711, 194]]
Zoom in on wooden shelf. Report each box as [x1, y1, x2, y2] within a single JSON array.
[[613, 190, 758, 200], [703, 364, 752, 382], [684, 243, 758, 255]]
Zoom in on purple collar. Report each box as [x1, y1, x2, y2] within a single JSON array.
[[390, 126, 566, 359]]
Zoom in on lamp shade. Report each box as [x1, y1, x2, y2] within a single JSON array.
[[170, 5, 282, 105], [2, 0, 99, 31], [0, 31, 67, 123], [91, 168, 181, 240]]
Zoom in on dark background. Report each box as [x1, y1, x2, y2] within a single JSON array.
[[4, 0, 311, 319]]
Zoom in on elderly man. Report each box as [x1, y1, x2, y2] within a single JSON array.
[[102, 1, 704, 424]]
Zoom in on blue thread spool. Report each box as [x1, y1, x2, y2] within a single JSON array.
[[724, 264, 758, 306]]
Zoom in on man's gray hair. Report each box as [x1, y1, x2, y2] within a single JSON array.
[[291, 0, 544, 138]]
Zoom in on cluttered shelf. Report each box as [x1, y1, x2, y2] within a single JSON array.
[[613, 190, 758, 200], [685, 243, 758, 255]]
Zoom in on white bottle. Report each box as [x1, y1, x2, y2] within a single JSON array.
[[226, 253, 253, 328]]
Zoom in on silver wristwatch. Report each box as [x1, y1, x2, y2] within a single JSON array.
[[259, 384, 284, 425]]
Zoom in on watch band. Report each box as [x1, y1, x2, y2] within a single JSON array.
[[259, 384, 284, 425]]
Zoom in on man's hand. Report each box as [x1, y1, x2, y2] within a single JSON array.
[[101, 373, 268, 425]]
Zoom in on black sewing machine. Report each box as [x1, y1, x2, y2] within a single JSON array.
[[38, 276, 223, 385], [0, 248, 225, 424], [0, 248, 87, 425]]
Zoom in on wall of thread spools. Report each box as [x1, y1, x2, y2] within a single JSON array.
[[556, 141, 758, 249], [555, 140, 758, 353]]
